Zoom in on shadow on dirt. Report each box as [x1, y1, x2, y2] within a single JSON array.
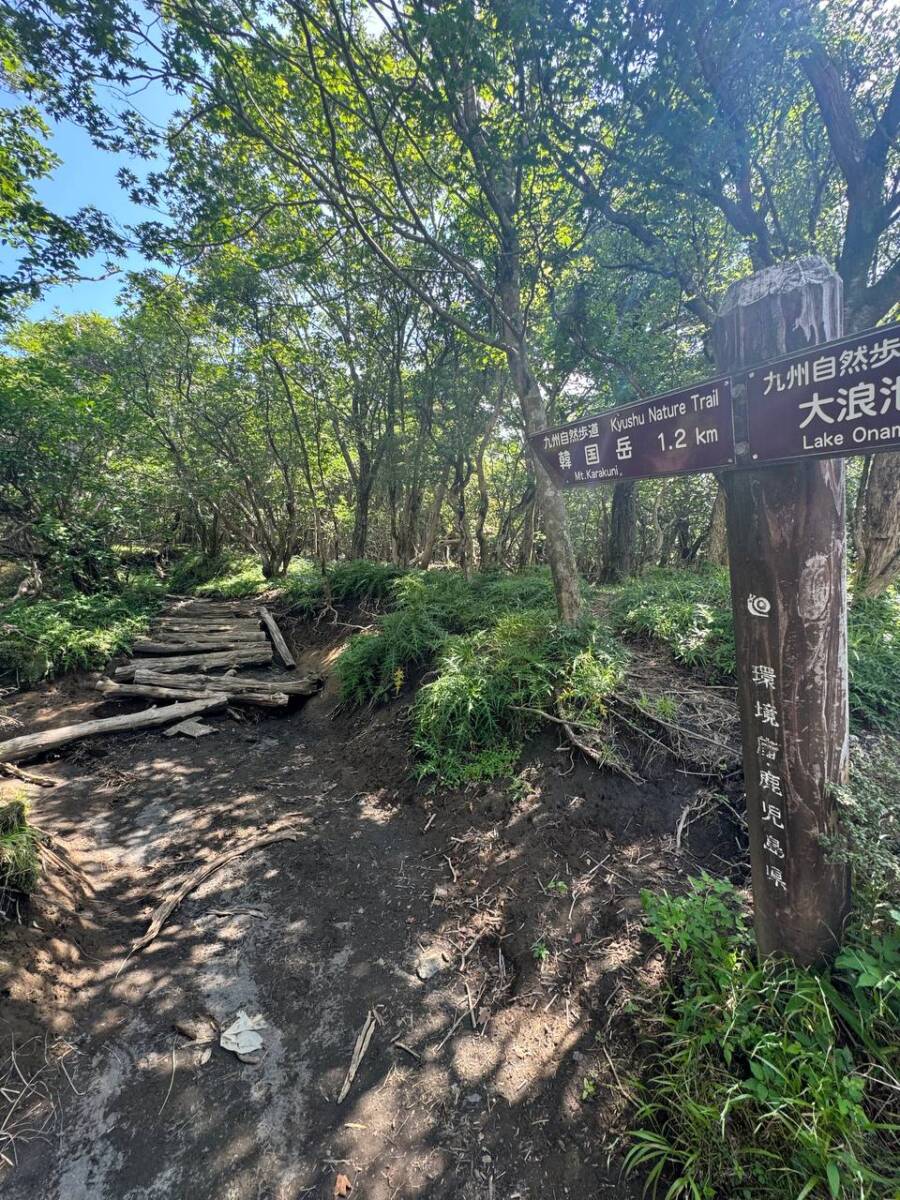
[[0, 619, 748, 1199]]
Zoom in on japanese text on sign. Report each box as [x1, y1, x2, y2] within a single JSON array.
[[745, 323, 900, 465], [529, 379, 735, 486], [746, 599, 788, 897]]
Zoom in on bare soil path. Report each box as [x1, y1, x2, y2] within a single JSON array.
[[0, 618, 744, 1199]]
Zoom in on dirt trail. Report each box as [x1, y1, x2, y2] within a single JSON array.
[[0, 619, 744, 1199]]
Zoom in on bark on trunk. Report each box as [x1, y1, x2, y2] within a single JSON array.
[[416, 471, 449, 568], [854, 452, 900, 597], [506, 346, 582, 622], [602, 481, 637, 583], [708, 484, 730, 567]]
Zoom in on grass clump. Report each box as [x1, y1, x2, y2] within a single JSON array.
[[628, 874, 900, 1200], [825, 735, 900, 916], [0, 574, 164, 682], [413, 615, 625, 785], [335, 567, 622, 783], [847, 594, 900, 731], [327, 560, 407, 606], [0, 799, 40, 898], [611, 568, 736, 681], [337, 603, 447, 707]]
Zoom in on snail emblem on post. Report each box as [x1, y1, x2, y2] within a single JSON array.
[[747, 594, 771, 617]]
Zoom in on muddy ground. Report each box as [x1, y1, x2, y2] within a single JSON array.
[[0, 615, 747, 1199]]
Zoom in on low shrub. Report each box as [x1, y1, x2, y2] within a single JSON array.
[[0, 574, 164, 682], [337, 602, 447, 706], [412, 615, 625, 785], [611, 569, 900, 732], [611, 568, 736, 681], [193, 554, 321, 601], [628, 874, 900, 1200], [847, 594, 900, 731], [327, 560, 407, 606], [825, 735, 900, 916], [0, 798, 40, 898], [335, 566, 621, 783]]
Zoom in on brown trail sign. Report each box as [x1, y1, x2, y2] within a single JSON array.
[[530, 257, 900, 965], [531, 378, 735, 486]]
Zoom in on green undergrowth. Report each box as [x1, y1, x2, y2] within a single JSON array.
[[178, 554, 404, 613], [0, 573, 164, 683], [628, 874, 900, 1200], [180, 553, 321, 601], [0, 798, 40, 899], [335, 568, 626, 784], [611, 569, 900, 732]]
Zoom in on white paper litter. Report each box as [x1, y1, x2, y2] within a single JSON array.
[[220, 1010, 267, 1057]]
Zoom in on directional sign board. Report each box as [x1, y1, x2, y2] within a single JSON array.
[[530, 378, 735, 486], [742, 322, 900, 465], [530, 322, 900, 487]]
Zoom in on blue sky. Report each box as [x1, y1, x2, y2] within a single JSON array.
[[1, 75, 179, 320]]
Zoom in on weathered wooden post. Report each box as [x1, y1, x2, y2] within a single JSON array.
[[713, 256, 851, 965]]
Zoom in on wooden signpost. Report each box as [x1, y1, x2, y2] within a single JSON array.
[[531, 256, 900, 966]]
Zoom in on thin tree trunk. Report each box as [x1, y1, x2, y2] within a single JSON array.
[[416, 470, 449, 568], [506, 344, 582, 621], [855, 452, 900, 597], [602, 481, 637, 583], [708, 483, 729, 567]]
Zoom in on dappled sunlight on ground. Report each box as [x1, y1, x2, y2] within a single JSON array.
[[0, 621, 745, 1198]]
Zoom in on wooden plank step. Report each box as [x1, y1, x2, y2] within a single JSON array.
[[259, 607, 296, 669]]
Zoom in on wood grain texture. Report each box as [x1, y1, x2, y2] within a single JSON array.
[[714, 255, 850, 965], [0, 696, 228, 763], [259, 607, 296, 669]]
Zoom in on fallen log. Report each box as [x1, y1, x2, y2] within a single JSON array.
[[0, 696, 228, 763], [98, 680, 217, 702], [132, 668, 320, 697], [167, 601, 259, 617], [114, 648, 272, 680], [97, 679, 289, 707], [259, 606, 296, 669], [133, 635, 268, 654], [152, 619, 263, 634]]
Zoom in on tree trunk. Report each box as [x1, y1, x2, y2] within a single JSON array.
[[350, 477, 372, 561], [708, 483, 729, 567], [518, 498, 535, 568], [416, 470, 449, 568], [602, 481, 637, 583], [854, 452, 900, 597], [506, 345, 582, 622]]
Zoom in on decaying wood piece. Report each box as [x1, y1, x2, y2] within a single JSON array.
[[98, 679, 289, 707], [167, 601, 259, 618], [259, 607, 296, 669], [714, 255, 850, 966], [337, 1009, 378, 1103], [97, 680, 218, 702], [114, 648, 273, 680], [133, 635, 268, 654], [152, 619, 263, 635], [0, 762, 59, 787], [132, 669, 320, 697], [164, 718, 217, 739], [0, 696, 228, 763], [130, 829, 301, 953]]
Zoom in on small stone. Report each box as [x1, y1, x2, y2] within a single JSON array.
[[415, 950, 449, 981], [465, 1092, 481, 1105]]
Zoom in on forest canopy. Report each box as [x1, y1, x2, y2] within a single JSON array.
[[0, 0, 897, 607]]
